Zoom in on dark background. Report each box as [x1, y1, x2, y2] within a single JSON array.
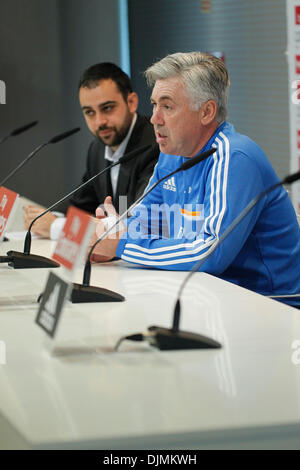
[[0, 0, 289, 208]]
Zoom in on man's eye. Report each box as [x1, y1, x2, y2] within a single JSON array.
[[84, 110, 94, 116], [102, 105, 114, 112]]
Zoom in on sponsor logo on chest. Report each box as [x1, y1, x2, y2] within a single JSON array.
[[163, 176, 176, 192]]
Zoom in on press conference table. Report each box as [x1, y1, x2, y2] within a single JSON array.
[[0, 234, 300, 450]]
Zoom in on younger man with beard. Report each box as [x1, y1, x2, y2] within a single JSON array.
[[24, 63, 159, 239]]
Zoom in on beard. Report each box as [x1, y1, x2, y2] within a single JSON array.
[[96, 111, 133, 148]]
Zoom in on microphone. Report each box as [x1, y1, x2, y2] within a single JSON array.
[[20, 144, 155, 270], [71, 147, 216, 303], [0, 127, 81, 269], [1, 144, 154, 270], [0, 120, 38, 241], [0, 127, 80, 187], [0, 121, 38, 145], [168, 169, 300, 319], [117, 170, 300, 350]]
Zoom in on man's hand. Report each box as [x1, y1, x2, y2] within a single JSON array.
[[23, 205, 57, 238], [89, 196, 127, 263]]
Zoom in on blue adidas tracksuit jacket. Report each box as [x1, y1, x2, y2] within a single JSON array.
[[116, 122, 300, 306]]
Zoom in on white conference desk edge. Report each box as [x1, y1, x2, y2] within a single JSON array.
[[0, 198, 300, 450]]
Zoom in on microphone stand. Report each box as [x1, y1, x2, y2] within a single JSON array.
[[0, 127, 80, 269], [12, 144, 153, 271], [0, 121, 38, 145], [0, 120, 38, 242], [71, 148, 216, 303], [115, 171, 300, 350], [145, 171, 300, 350], [0, 127, 80, 187], [0, 142, 48, 187], [23, 144, 154, 256]]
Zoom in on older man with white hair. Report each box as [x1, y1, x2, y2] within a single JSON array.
[[91, 52, 300, 307]]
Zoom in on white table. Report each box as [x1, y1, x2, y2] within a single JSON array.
[[0, 236, 300, 450]]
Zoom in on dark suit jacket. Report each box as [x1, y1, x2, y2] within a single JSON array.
[[69, 114, 159, 214]]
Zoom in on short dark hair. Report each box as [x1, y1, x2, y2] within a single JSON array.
[[78, 63, 133, 101]]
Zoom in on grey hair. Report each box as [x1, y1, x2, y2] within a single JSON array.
[[145, 52, 230, 123]]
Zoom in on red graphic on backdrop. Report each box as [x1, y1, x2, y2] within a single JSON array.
[[201, 0, 211, 13], [0, 186, 18, 240], [297, 82, 300, 101], [52, 206, 92, 270], [297, 130, 300, 150], [296, 55, 300, 75], [296, 6, 300, 25]]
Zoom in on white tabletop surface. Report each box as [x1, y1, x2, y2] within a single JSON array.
[[0, 232, 300, 449]]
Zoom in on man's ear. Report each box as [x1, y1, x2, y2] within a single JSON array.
[[127, 92, 139, 113], [200, 100, 217, 125]]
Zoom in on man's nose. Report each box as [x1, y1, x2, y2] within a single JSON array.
[[150, 107, 163, 126], [95, 112, 108, 128]]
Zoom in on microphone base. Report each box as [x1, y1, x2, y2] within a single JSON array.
[[147, 326, 222, 350], [71, 283, 125, 303], [3, 251, 60, 269]]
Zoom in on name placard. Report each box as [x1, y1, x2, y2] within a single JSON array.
[[36, 206, 94, 339], [52, 206, 93, 274], [36, 271, 70, 338], [0, 186, 19, 242]]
